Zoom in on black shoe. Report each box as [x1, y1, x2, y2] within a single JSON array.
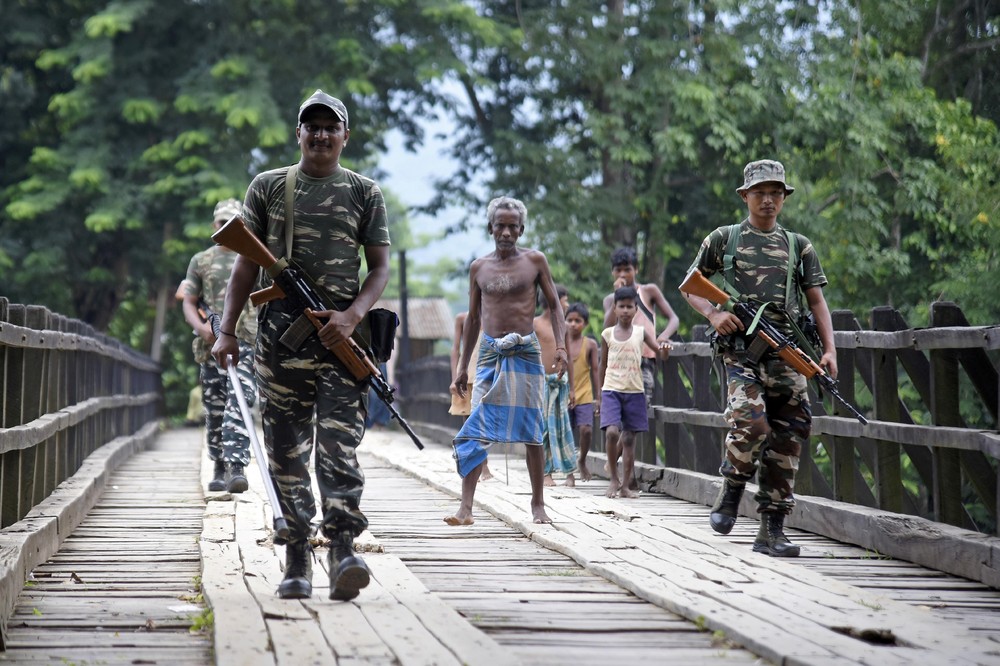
[[328, 536, 370, 601], [752, 512, 801, 557], [225, 462, 248, 494], [208, 460, 226, 492], [277, 541, 313, 599], [709, 479, 744, 535]]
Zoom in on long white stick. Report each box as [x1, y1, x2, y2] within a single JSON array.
[[226, 362, 289, 540]]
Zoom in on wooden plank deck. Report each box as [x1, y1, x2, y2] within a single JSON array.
[[0, 428, 212, 664], [3, 425, 1000, 664], [364, 429, 1000, 666]]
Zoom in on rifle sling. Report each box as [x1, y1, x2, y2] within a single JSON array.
[[277, 165, 372, 354]]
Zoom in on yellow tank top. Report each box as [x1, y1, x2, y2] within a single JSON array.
[[571, 341, 595, 405]]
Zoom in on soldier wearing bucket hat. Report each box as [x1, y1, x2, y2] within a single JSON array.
[[735, 159, 795, 196], [181, 197, 258, 494], [681, 158, 838, 558], [213, 88, 390, 603]]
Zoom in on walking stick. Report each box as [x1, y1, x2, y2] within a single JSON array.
[[198, 300, 290, 540]]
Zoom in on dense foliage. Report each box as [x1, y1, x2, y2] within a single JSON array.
[[2, 1, 998, 423]]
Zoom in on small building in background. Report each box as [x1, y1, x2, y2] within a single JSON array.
[[373, 297, 453, 363]]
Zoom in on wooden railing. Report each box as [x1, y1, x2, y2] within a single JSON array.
[[395, 302, 1000, 535], [659, 301, 1000, 535], [0, 298, 163, 527]]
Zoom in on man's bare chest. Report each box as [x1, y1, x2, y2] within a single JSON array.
[[479, 266, 535, 297]]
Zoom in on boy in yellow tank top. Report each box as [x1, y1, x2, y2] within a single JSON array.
[[566, 303, 601, 482]]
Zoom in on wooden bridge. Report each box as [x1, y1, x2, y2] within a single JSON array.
[[2, 296, 1000, 664]]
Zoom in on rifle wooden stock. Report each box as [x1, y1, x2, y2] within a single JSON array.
[[758, 331, 821, 379], [213, 215, 281, 272], [304, 309, 372, 381], [678, 268, 734, 309]]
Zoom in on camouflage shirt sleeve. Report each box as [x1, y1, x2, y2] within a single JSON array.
[[688, 226, 730, 278], [796, 233, 828, 290]]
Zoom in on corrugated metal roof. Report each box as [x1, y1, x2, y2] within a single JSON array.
[[373, 297, 453, 340]]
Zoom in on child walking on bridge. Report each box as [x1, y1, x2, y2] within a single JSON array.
[[599, 286, 670, 498]]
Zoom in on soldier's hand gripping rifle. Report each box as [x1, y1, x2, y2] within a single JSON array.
[[679, 268, 868, 425], [211, 215, 424, 450], [196, 299, 290, 540]]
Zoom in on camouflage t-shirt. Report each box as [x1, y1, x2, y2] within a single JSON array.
[[689, 219, 827, 335], [184, 245, 258, 362], [242, 165, 391, 303]]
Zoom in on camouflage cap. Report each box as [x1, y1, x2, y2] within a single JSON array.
[[297, 89, 349, 128], [213, 198, 241, 223], [736, 159, 795, 196]]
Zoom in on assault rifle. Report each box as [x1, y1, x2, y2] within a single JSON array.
[[211, 215, 424, 450], [679, 268, 868, 425], [196, 299, 290, 540]]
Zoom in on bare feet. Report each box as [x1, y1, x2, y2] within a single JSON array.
[[563, 473, 575, 488], [531, 505, 552, 524], [619, 487, 639, 499], [543, 474, 555, 487], [605, 480, 621, 498], [443, 514, 474, 526], [579, 463, 592, 482], [481, 465, 494, 482]]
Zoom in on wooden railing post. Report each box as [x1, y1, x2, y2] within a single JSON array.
[[828, 311, 858, 503], [870, 307, 903, 513], [929, 302, 966, 528], [1, 304, 26, 527]]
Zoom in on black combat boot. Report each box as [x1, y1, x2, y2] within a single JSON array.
[[753, 512, 801, 557], [709, 479, 744, 535], [224, 462, 248, 494], [276, 541, 313, 599], [208, 460, 226, 492], [328, 535, 370, 601]]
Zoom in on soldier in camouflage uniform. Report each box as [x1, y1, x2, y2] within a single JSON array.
[[182, 198, 258, 494], [212, 90, 390, 602], [681, 159, 838, 558]]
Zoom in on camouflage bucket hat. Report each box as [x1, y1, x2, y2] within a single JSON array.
[[736, 159, 795, 196], [213, 198, 242, 223], [298, 89, 349, 128]]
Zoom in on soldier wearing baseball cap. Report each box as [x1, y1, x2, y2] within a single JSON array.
[[213, 86, 390, 603], [682, 157, 838, 560]]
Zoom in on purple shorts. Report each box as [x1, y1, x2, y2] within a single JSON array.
[[600, 391, 648, 433], [569, 403, 595, 429]]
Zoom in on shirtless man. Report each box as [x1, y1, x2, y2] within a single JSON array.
[[446, 196, 568, 525]]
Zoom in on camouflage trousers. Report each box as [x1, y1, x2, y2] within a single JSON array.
[[200, 341, 257, 466], [719, 351, 811, 514], [257, 313, 369, 545]]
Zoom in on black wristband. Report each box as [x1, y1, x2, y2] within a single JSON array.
[[220, 330, 237, 338]]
